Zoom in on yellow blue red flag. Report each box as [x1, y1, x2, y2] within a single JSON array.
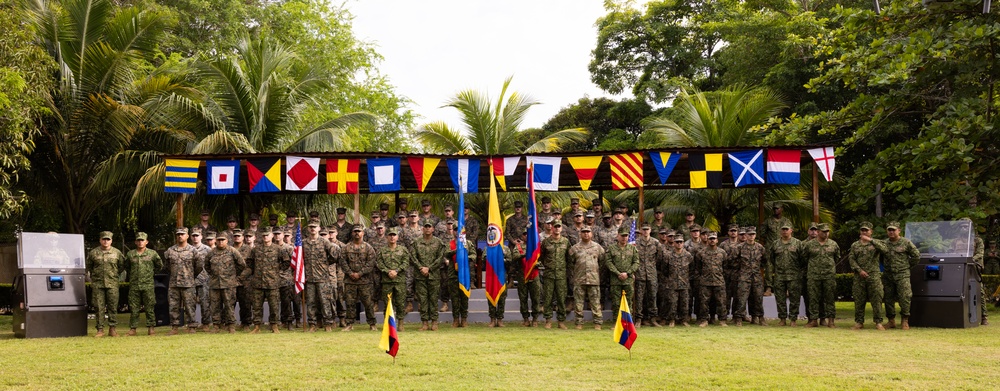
[[613, 290, 637, 350], [379, 293, 399, 358], [484, 164, 506, 306]]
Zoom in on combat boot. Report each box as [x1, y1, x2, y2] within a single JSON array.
[[875, 323, 885, 331], [522, 318, 530, 327], [250, 325, 260, 334], [827, 318, 835, 328], [668, 320, 675, 328], [575, 323, 583, 330], [901, 316, 910, 330], [169, 326, 179, 335], [271, 324, 280, 333], [805, 320, 818, 328], [308, 325, 318, 332], [886, 318, 896, 328], [594, 323, 602, 330], [126, 328, 137, 336], [488, 318, 496, 328], [790, 320, 797, 327], [544, 320, 552, 329], [531, 317, 539, 327], [982, 318, 989, 326], [200, 324, 210, 332], [719, 320, 727, 327], [285, 322, 293, 331], [341, 324, 353, 331], [228, 325, 236, 333], [430, 321, 439, 331], [338, 319, 346, 328], [852, 323, 863, 330], [398, 321, 405, 331], [634, 320, 641, 329], [108, 327, 119, 337], [734, 318, 743, 326], [743, 315, 752, 323], [209, 324, 219, 333], [681, 321, 689, 327], [419, 321, 428, 331], [369, 324, 377, 331], [148, 327, 156, 335], [497, 320, 504, 328], [698, 320, 708, 327], [757, 317, 766, 326], [779, 318, 787, 326], [452, 318, 460, 328], [187, 326, 197, 333], [95, 329, 105, 338], [651, 319, 662, 327], [819, 318, 827, 326], [461, 317, 468, 327], [557, 321, 567, 330], [324, 326, 333, 332]]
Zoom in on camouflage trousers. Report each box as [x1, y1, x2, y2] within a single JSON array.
[[665, 288, 689, 322], [488, 289, 508, 320], [724, 269, 738, 318], [572, 284, 602, 325], [882, 273, 912, 319], [656, 273, 670, 319], [801, 275, 812, 320], [414, 278, 441, 321], [305, 281, 335, 326], [209, 287, 237, 326], [689, 279, 700, 321], [609, 282, 634, 318], [542, 275, 568, 321], [236, 286, 252, 326], [440, 273, 451, 306], [698, 285, 726, 322], [280, 283, 301, 324], [344, 283, 376, 326], [772, 279, 802, 320], [168, 286, 198, 327], [634, 277, 657, 321], [449, 278, 470, 318], [327, 277, 342, 323], [853, 273, 884, 324], [92, 287, 119, 330], [372, 273, 383, 312], [734, 273, 764, 318], [807, 277, 836, 320], [382, 282, 407, 321], [128, 287, 156, 329], [196, 284, 211, 326], [517, 277, 542, 320], [252, 288, 281, 325]]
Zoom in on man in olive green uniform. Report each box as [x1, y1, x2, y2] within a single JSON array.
[[204, 234, 250, 333], [510, 230, 542, 327], [847, 222, 885, 330], [606, 226, 639, 317], [333, 208, 352, 245], [248, 229, 288, 333], [734, 227, 766, 326], [341, 225, 378, 331], [435, 204, 457, 241], [446, 224, 477, 327], [377, 228, 410, 331], [411, 222, 447, 330], [767, 223, 805, 326], [302, 220, 339, 331], [665, 236, 692, 326], [634, 223, 664, 327], [650, 208, 671, 233], [803, 223, 840, 328], [164, 228, 202, 334], [540, 221, 571, 329], [873, 221, 920, 329], [985, 240, 999, 275], [971, 226, 988, 325], [569, 226, 604, 329], [87, 231, 125, 337], [697, 232, 727, 326], [124, 232, 163, 336]]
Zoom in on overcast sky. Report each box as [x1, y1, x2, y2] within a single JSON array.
[[346, 0, 630, 130]]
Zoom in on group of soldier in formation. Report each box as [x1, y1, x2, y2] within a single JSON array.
[[83, 198, 991, 337]]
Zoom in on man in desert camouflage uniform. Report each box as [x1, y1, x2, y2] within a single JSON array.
[[734, 227, 766, 326], [634, 223, 664, 327], [164, 228, 202, 334], [697, 231, 727, 327], [247, 229, 287, 333], [204, 234, 249, 333], [340, 225, 378, 331], [664, 235, 693, 327], [302, 220, 339, 332], [568, 226, 604, 329]]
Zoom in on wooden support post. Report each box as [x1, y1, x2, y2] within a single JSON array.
[[354, 193, 361, 224], [637, 186, 645, 226], [812, 162, 820, 223], [175, 194, 184, 228], [758, 187, 765, 228]]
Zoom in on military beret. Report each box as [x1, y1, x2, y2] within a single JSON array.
[[513, 201, 523, 207], [860, 221, 873, 230], [176, 227, 189, 235], [421, 199, 431, 206], [380, 203, 390, 210], [618, 226, 631, 235], [580, 226, 592, 232], [287, 211, 298, 217], [886, 221, 900, 230], [570, 198, 580, 204], [249, 213, 260, 220], [387, 227, 399, 236], [352, 224, 364, 231], [337, 207, 347, 214], [541, 197, 551, 203], [135, 232, 148, 241], [309, 210, 320, 218], [818, 223, 831, 232]]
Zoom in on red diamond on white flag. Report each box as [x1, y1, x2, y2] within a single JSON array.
[[285, 156, 319, 191]]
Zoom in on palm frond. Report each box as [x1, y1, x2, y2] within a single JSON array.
[[190, 131, 255, 154], [523, 128, 589, 153], [414, 122, 473, 154]]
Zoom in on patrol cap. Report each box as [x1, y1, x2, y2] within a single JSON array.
[[227, 215, 237, 222], [318, 228, 328, 235], [545, 217, 555, 224], [641, 223, 651, 230], [570, 198, 580, 205], [728, 224, 739, 231], [337, 207, 347, 214], [176, 227, 189, 235], [580, 226, 592, 232], [513, 201, 523, 208], [586, 212, 595, 218], [261, 229, 273, 237], [309, 210, 320, 218], [690, 224, 701, 232], [738, 227, 747, 234], [376, 222, 385, 228], [591, 198, 602, 205], [886, 221, 900, 230], [215, 234, 227, 241], [233, 229, 243, 236], [282, 228, 292, 235], [272, 227, 283, 234], [658, 228, 668, 235], [654, 207, 663, 213], [287, 211, 298, 218], [200, 209, 210, 216], [399, 198, 409, 205], [422, 219, 434, 227], [707, 231, 718, 239], [772, 203, 783, 209], [552, 220, 562, 227], [745, 226, 756, 234], [674, 236, 685, 243], [387, 227, 399, 236], [860, 221, 873, 230], [371, 210, 381, 217], [409, 211, 419, 217], [613, 210, 624, 216], [809, 222, 819, 230], [352, 224, 364, 231], [380, 202, 390, 211], [667, 230, 677, 236], [541, 197, 551, 203], [618, 226, 630, 235], [268, 214, 278, 222], [574, 211, 584, 217], [191, 228, 202, 236], [618, 202, 628, 209], [135, 232, 148, 241], [780, 222, 792, 229], [307, 219, 321, 227], [421, 199, 431, 206], [602, 215, 612, 220], [100, 231, 113, 240], [445, 204, 454, 211], [685, 208, 695, 215], [818, 223, 831, 232], [249, 213, 260, 220]]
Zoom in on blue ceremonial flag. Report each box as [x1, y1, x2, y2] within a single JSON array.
[[524, 165, 541, 280], [455, 175, 472, 297], [206, 160, 240, 195], [447, 158, 480, 193], [728, 149, 765, 187], [649, 151, 680, 184], [367, 157, 401, 192]]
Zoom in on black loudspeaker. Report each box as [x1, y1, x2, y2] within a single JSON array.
[[154, 274, 171, 327]]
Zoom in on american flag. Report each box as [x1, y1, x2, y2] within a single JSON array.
[[290, 221, 305, 293], [627, 219, 636, 245]]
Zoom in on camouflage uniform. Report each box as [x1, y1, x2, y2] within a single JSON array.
[[719, 237, 741, 319], [248, 243, 288, 326], [972, 235, 988, 323], [634, 235, 663, 322], [446, 239, 477, 319], [193, 243, 213, 326], [803, 239, 840, 321], [697, 246, 727, 322], [664, 247, 693, 323], [411, 235, 447, 322], [334, 221, 353, 244], [848, 239, 884, 325], [234, 244, 253, 327], [767, 237, 806, 321], [873, 237, 920, 320], [164, 244, 201, 327], [464, 215, 482, 244], [594, 224, 618, 249], [734, 241, 766, 320], [204, 247, 249, 326], [487, 245, 514, 321], [302, 237, 338, 327], [510, 242, 542, 321], [340, 241, 377, 326], [568, 240, 605, 325], [377, 244, 411, 322], [605, 240, 639, 316], [504, 214, 529, 245], [86, 246, 125, 331], [563, 224, 581, 246], [124, 248, 163, 329], [761, 216, 792, 254], [540, 235, 571, 322], [984, 244, 1000, 275], [278, 241, 300, 326], [435, 218, 457, 241]]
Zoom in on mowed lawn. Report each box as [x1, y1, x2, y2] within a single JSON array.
[[1, 303, 998, 390]]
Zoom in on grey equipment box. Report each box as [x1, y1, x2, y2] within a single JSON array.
[[905, 221, 981, 328], [11, 232, 89, 338]]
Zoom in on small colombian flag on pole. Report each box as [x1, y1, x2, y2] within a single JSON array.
[[379, 293, 399, 360], [613, 290, 637, 351]]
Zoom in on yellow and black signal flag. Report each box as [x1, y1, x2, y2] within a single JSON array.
[[688, 153, 724, 189]]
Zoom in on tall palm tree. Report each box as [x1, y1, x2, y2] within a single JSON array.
[[639, 84, 827, 230]]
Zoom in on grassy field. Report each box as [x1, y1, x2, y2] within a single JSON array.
[[1, 303, 998, 390]]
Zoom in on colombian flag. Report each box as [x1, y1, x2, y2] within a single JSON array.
[[379, 294, 399, 358], [613, 291, 637, 350], [484, 163, 506, 306]]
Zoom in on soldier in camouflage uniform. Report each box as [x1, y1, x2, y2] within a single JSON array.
[[677, 209, 697, 241], [302, 220, 339, 331], [663, 235, 693, 326], [248, 229, 288, 333], [435, 204, 458, 241], [697, 232, 727, 326], [538, 197, 554, 227], [377, 228, 410, 331], [540, 221, 571, 329], [594, 216, 617, 249], [124, 232, 163, 336], [341, 225, 378, 331], [634, 223, 664, 327], [487, 244, 513, 328], [419, 199, 439, 227], [767, 223, 805, 326], [190, 229, 213, 330], [719, 224, 740, 321], [562, 198, 583, 227], [568, 226, 605, 329], [332, 208, 352, 245], [873, 221, 920, 329], [510, 230, 541, 327], [803, 223, 840, 328], [463, 205, 481, 244], [685, 225, 704, 323], [985, 240, 999, 275], [970, 225, 988, 325], [87, 231, 125, 337], [204, 234, 250, 333], [606, 226, 639, 317], [232, 230, 254, 330], [323, 229, 345, 327], [274, 229, 299, 330], [563, 211, 583, 246], [446, 225, 477, 327], [847, 222, 885, 330], [411, 222, 447, 330], [505, 201, 528, 246], [650, 208, 671, 233], [760, 204, 792, 255], [366, 222, 387, 311], [734, 227, 766, 326], [164, 228, 202, 334]]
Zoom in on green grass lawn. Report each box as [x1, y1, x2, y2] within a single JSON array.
[[0, 303, 998, 390]]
